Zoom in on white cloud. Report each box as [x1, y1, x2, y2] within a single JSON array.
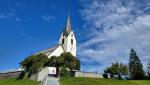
[[41, 15, 56, 22], [79, 0, 150, 73], [0, 12, 21, 22]]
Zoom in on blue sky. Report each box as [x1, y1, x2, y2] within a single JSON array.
[[0, 0, 83, 71], [0, 0, 150, 73]]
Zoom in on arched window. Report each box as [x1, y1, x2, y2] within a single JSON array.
[[71, 39, 73, 45], [71, 34, 73, 37], [62, 38, 64, 44], [63, 33, 65, 36]]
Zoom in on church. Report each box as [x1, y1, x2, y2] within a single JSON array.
[[36, 16, 76, 57], [35, 16, 76, 76], [30, 16, 102, 81]]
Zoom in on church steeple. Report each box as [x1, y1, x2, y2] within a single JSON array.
[[59, 15, 76, 57], [64, 16, 72, 35]]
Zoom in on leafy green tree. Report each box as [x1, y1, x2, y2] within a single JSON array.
[[46, 56, 62, 76], [46, 56, 58, 67], [46, 52, 80, 77], [129, 49, 145, 80], [47, 52, 80, 70], [59, 52, 80, 70], [106, 62, 119, 75], [119, 63, 128, 75], [20, 53, 49, 77], [59, 66, 70, 77], [105, 62, 128, 76]]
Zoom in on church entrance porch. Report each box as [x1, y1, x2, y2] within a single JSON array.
[[48, 67, 58, 77]]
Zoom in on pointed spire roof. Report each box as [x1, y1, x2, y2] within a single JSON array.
[[64, 15, 72, 35]]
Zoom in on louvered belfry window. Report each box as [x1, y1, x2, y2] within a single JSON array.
[[71, 39, 73, 45], [62, 38, 64, 44]]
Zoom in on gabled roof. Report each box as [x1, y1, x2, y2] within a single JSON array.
[[34, 44, 65, 57], [34, 45, 59, 56]]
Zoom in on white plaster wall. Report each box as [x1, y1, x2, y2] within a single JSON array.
[[75, 71, 103, 78], [48, 67, 56, 74], [48, 45, 64, 58], [59, 31, 76, 57], [37, 67, 49, 82], [59, 33, 64, 45], [66, 31, 76, 57], [59, 33, 67, 52]]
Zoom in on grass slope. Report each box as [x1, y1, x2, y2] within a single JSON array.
[[60, 77, 150, 85], [0, 78, 38, 85]]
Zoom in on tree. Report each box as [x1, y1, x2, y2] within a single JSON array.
[[59, 52, 80, 70], [59, 66, 70, 77], [105, 62, 128, 78], [46, 56, 59, 67], [46, 52, 80, 77], [20, 53, 49, 78], [119, 63, 128, 75], [129, 49, 145, 80], [47, 52, 80, 70], [45, 56, 63, 76], [147, 61, 150, 79]]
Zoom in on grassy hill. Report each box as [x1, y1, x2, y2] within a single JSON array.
[[0, 78, 38, 85], [60, 77, 150, 85]]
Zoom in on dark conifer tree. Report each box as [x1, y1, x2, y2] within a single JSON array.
[[147, 62, 150, 79], [129, 48, 145, 80]]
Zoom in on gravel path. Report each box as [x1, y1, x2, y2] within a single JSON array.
[[46, 77, 60, 85]]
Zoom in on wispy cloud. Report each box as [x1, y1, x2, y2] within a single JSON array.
[[79, 0, 150, 72], [0, 12, 21, 22], [18, 31, 31, 41], [41, 15, 56, 22], [0, 0, 23, 22]]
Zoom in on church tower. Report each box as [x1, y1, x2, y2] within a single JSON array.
[[59, 16, 76, 57]]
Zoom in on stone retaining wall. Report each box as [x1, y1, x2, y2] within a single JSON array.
[[0, 71, 21, 80], [75, 71, 103, 78]]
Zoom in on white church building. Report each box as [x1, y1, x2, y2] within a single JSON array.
[[37, 16, 76, 57], [34, 16, 76, 77]]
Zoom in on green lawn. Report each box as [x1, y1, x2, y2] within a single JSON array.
[[60, 77, 150, 85], [0, 78, 38, 85]]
